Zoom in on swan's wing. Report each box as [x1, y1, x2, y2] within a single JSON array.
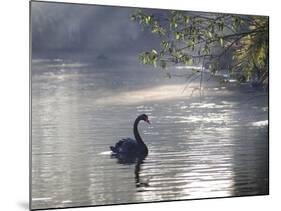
[[115, 138, 134, 147], [119, 140, 137, 153], [111, 138, 137, 154]]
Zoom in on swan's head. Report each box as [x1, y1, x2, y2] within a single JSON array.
[[139, 114, 150, 124]]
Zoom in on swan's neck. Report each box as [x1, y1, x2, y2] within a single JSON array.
[[133, 118, 144, 145]]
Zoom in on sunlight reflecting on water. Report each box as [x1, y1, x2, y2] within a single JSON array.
[[94, 84, 189, 105]]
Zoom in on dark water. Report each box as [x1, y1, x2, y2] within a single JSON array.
[[31, 59, 268, 210]]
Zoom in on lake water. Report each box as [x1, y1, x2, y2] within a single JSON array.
[[31, 58, 268, 210]]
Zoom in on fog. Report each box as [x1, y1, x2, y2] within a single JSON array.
[[31, 1, 161, 60]]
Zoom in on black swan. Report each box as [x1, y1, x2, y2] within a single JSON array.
[[110, 114, 150, 159]]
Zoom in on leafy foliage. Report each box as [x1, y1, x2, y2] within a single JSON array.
[[131, 9, 269, 86]]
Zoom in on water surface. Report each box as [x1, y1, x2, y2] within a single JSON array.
[[31, 59, 268, 209]]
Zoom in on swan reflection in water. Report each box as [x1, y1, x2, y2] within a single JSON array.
[[110, 114, 151, 188], [134, 157, 149, 188], [110, 154, 149, 188]]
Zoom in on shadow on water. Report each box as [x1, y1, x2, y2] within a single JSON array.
[[232, 127, 269, 196], [111, 154, 149, 189]]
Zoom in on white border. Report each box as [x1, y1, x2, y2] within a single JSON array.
[[0, 0, 279, 211]]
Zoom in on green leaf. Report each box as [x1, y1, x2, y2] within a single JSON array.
[[202, 45, 210, 54], [145, 16, 151, 25], [187, 39, 194, 47], [184, 56, 193, 65], [175, 32, 183, 40], [184, 16, 189, 24], [161, 41, 170, 49], [170, 16, 178, 29], [151, 49, 158, 55], [152, 27, 158, 33], [219, 37, 224, 47], [175, 32, 180, 40]]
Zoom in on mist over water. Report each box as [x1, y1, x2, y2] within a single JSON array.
[[31, 57, 268, 209]]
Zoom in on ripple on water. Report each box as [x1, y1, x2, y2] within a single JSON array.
[[32, 69, 268, 209]]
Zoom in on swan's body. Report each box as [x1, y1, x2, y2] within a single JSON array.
[[110, 114, 150, 159], [110, 138, 147, 156]]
